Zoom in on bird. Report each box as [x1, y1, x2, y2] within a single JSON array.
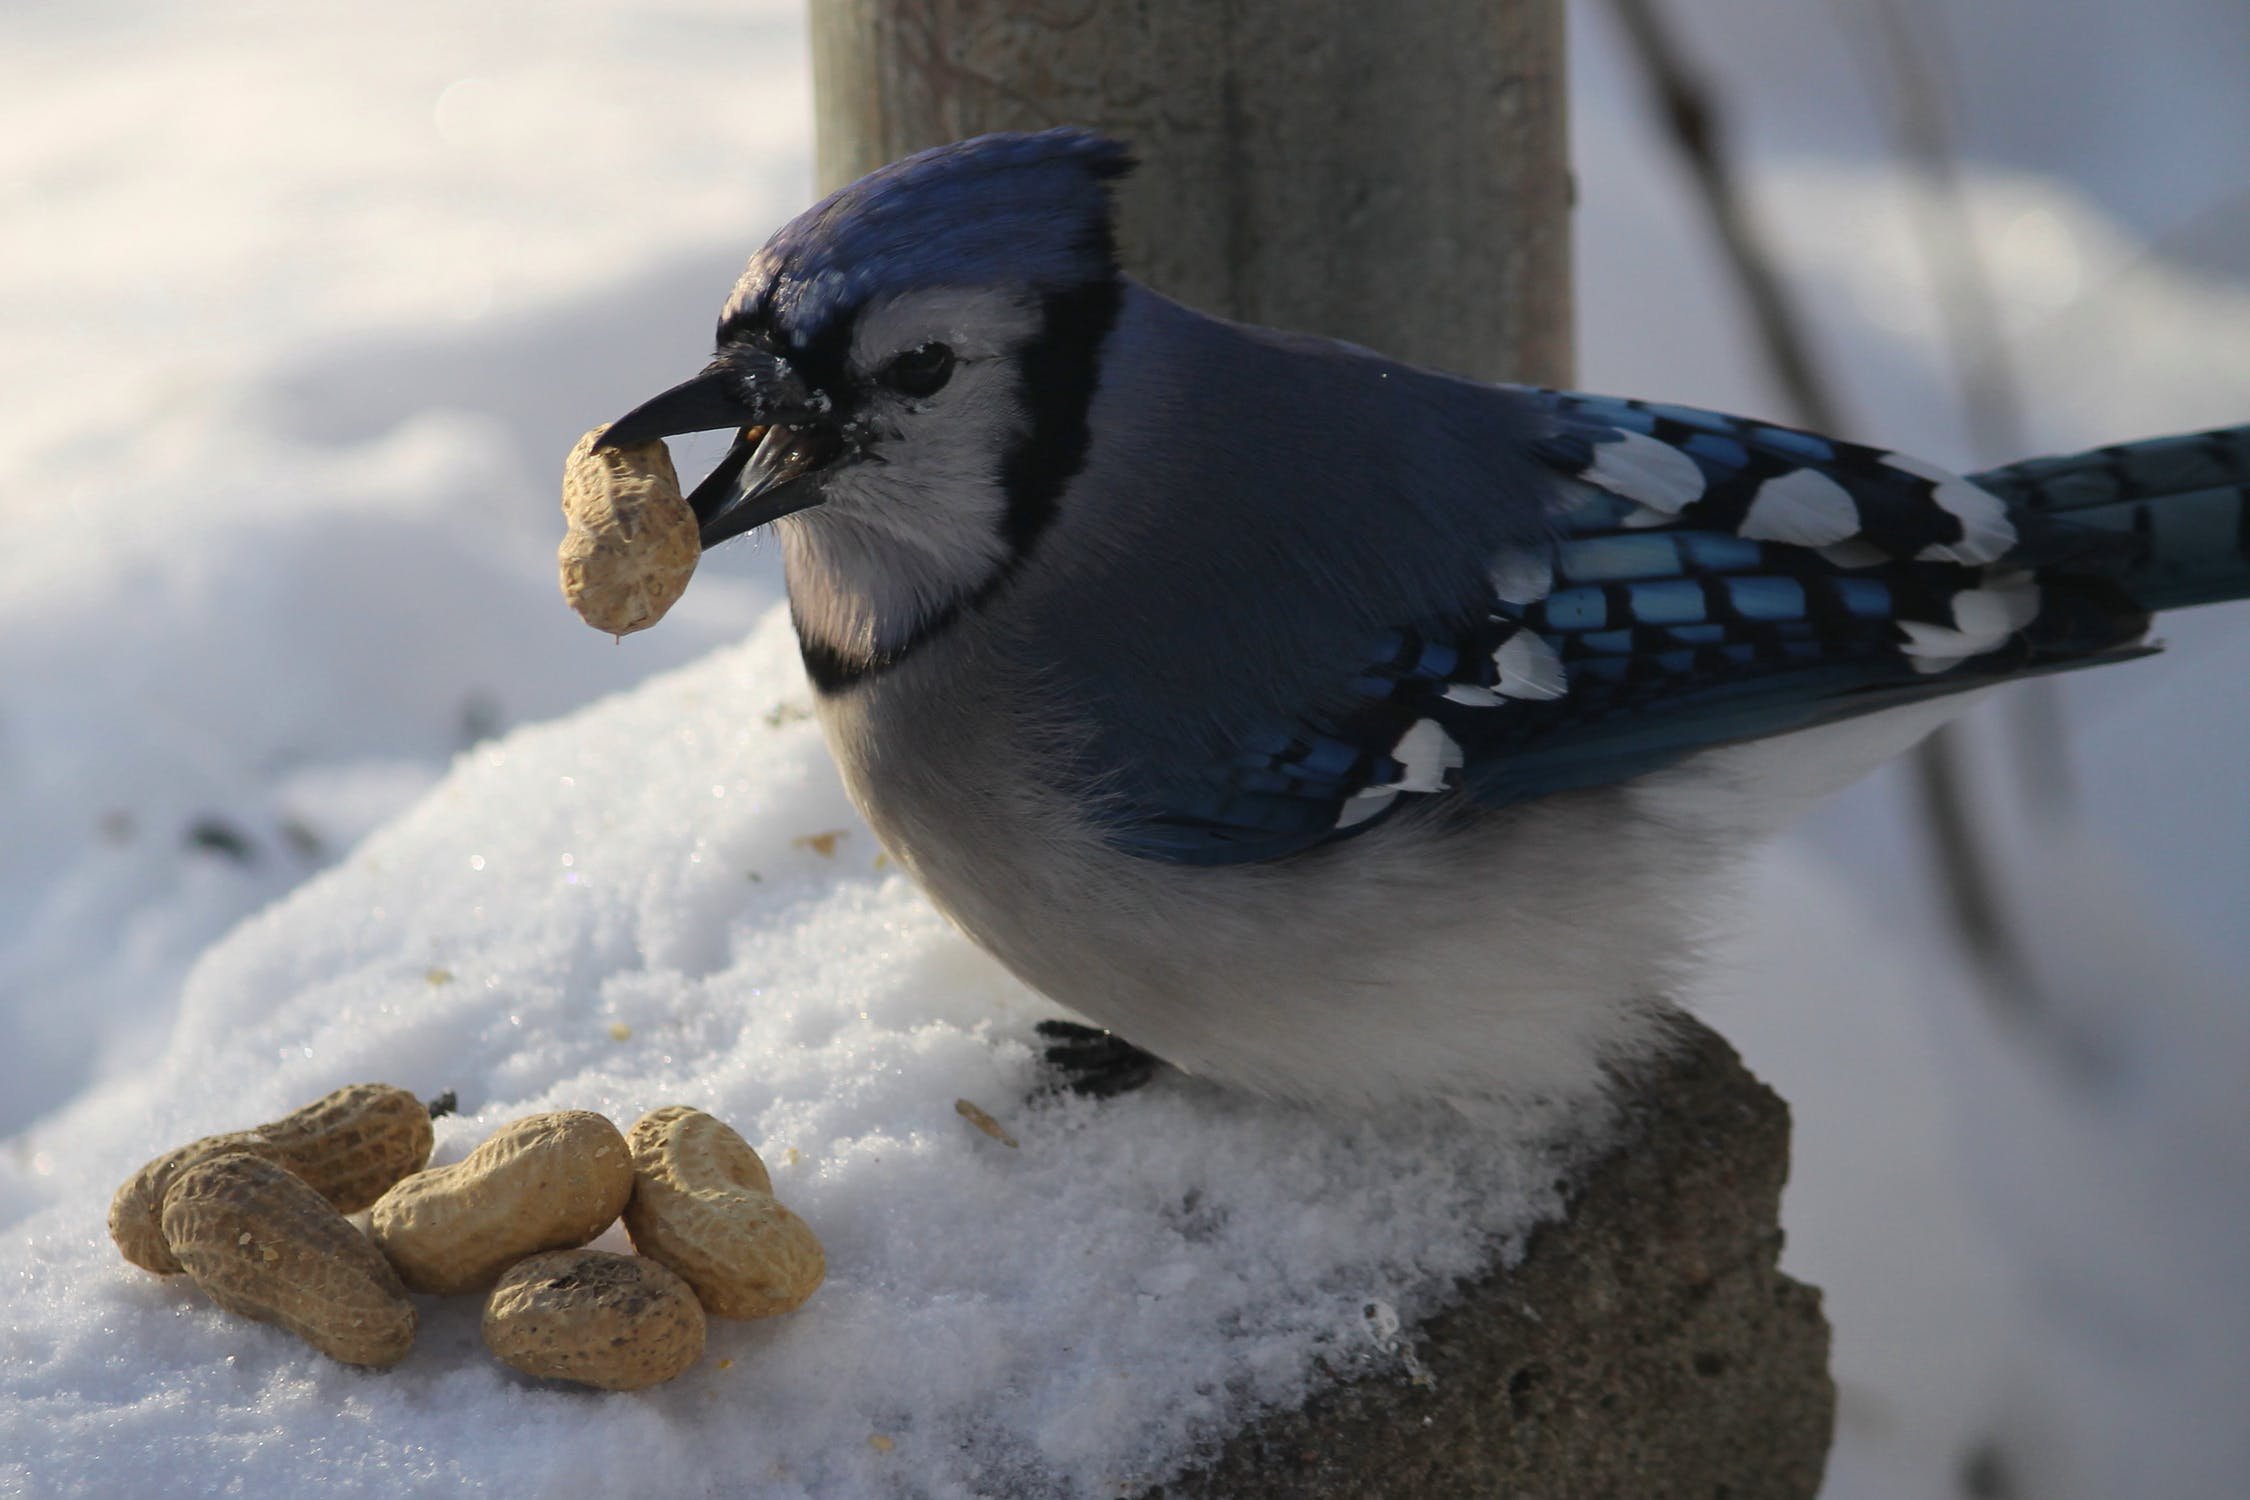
[[597, 127, 2250, 1111]]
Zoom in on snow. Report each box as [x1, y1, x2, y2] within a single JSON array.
[[3, 0, 2247, 1495], [4, 616, 1597, 1497]]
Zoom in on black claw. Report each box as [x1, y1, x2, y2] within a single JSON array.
[[1035, 1019, 1166, 1099]]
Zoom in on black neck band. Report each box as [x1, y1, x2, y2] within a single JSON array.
[[799, 277, 1123, 693]]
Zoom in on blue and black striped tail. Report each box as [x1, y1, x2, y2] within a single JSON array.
[[1974, 424, 2250, 614]]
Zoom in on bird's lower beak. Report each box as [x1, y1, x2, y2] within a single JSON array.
[[597, 353, 840, 548], [690, 423, 841, 547]]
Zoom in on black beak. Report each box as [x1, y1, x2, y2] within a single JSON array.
[[598, 350, 840, 548]]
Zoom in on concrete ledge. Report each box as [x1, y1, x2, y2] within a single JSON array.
[[1154, 1021, 1834, 1499]]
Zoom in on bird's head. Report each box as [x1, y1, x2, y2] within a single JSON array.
[[599, 129, 1134, 583]]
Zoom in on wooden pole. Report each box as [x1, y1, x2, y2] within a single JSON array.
[[809, 0, 1572, 387]]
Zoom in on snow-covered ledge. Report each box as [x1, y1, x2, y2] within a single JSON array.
[[3, 613, 1828, 1496], [1159, 1022, 1833, 1499]]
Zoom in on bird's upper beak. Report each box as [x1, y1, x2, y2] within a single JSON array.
[[597, 348, 841, 548]]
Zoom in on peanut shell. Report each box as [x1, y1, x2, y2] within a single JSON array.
[[482, 1248, 706, 1391], [558, 425, 698, 636], [623, 1106, 823, 1319], [161, 1152, 416, 1368], [111, 1082, 434, 1275], [369, 1110, 634, 1295]]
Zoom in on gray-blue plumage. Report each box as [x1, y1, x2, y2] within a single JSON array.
[[724, 131, 1132, 354], [600, 128, 2250, 1107]]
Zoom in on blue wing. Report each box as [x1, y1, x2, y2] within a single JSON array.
[[1101, 391, 2154, 865]]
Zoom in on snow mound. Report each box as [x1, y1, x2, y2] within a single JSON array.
[[0, 609, 1594, 1500]]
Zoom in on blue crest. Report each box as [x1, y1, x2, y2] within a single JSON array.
[[723, 128, 1135, 349]]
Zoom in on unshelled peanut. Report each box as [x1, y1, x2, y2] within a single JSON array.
[[482, 1248, 706, 1390], [369, 1110, 634, 1295], [558, 425, 698, 636], [161, 1152, 417, 1368], [623, 1106, 824, 1319], [110, 1082, 433, 1275]]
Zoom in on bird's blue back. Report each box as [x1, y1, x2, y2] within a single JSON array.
[[1073, 377, 2234, 865], [707, 130, 2250, 868]]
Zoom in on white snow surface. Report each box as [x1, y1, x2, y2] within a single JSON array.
[[4, 614, 1596, 1498], [4, 0, 2249, 1495]]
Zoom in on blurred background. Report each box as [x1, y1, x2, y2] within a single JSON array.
[[2, 1, 2245, 1494]]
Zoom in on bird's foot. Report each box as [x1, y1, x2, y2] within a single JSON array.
[[1034, 1019, 1165, 1099]]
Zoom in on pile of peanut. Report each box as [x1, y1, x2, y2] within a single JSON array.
[[110, 1085, 823, 1390]]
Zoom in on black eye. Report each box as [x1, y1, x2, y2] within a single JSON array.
[[882, 342, 956, 398]]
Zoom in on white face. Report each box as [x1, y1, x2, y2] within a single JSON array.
[[779, 286, 1048, 664]]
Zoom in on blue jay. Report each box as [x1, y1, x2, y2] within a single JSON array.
[[599, 129, 2250, 1109]]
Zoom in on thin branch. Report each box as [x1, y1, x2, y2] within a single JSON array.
[[1839, 0, 2029, 464], [1601, 0, 1847, 434], [2014, 182, 2250, 345], [1837, 0, 2078, 828], [1603, 0, 2053, 1025], [1830, 0, 2121, 1070]]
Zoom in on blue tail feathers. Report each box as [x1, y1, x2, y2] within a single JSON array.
[[1973, 425, 2250, 614]]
